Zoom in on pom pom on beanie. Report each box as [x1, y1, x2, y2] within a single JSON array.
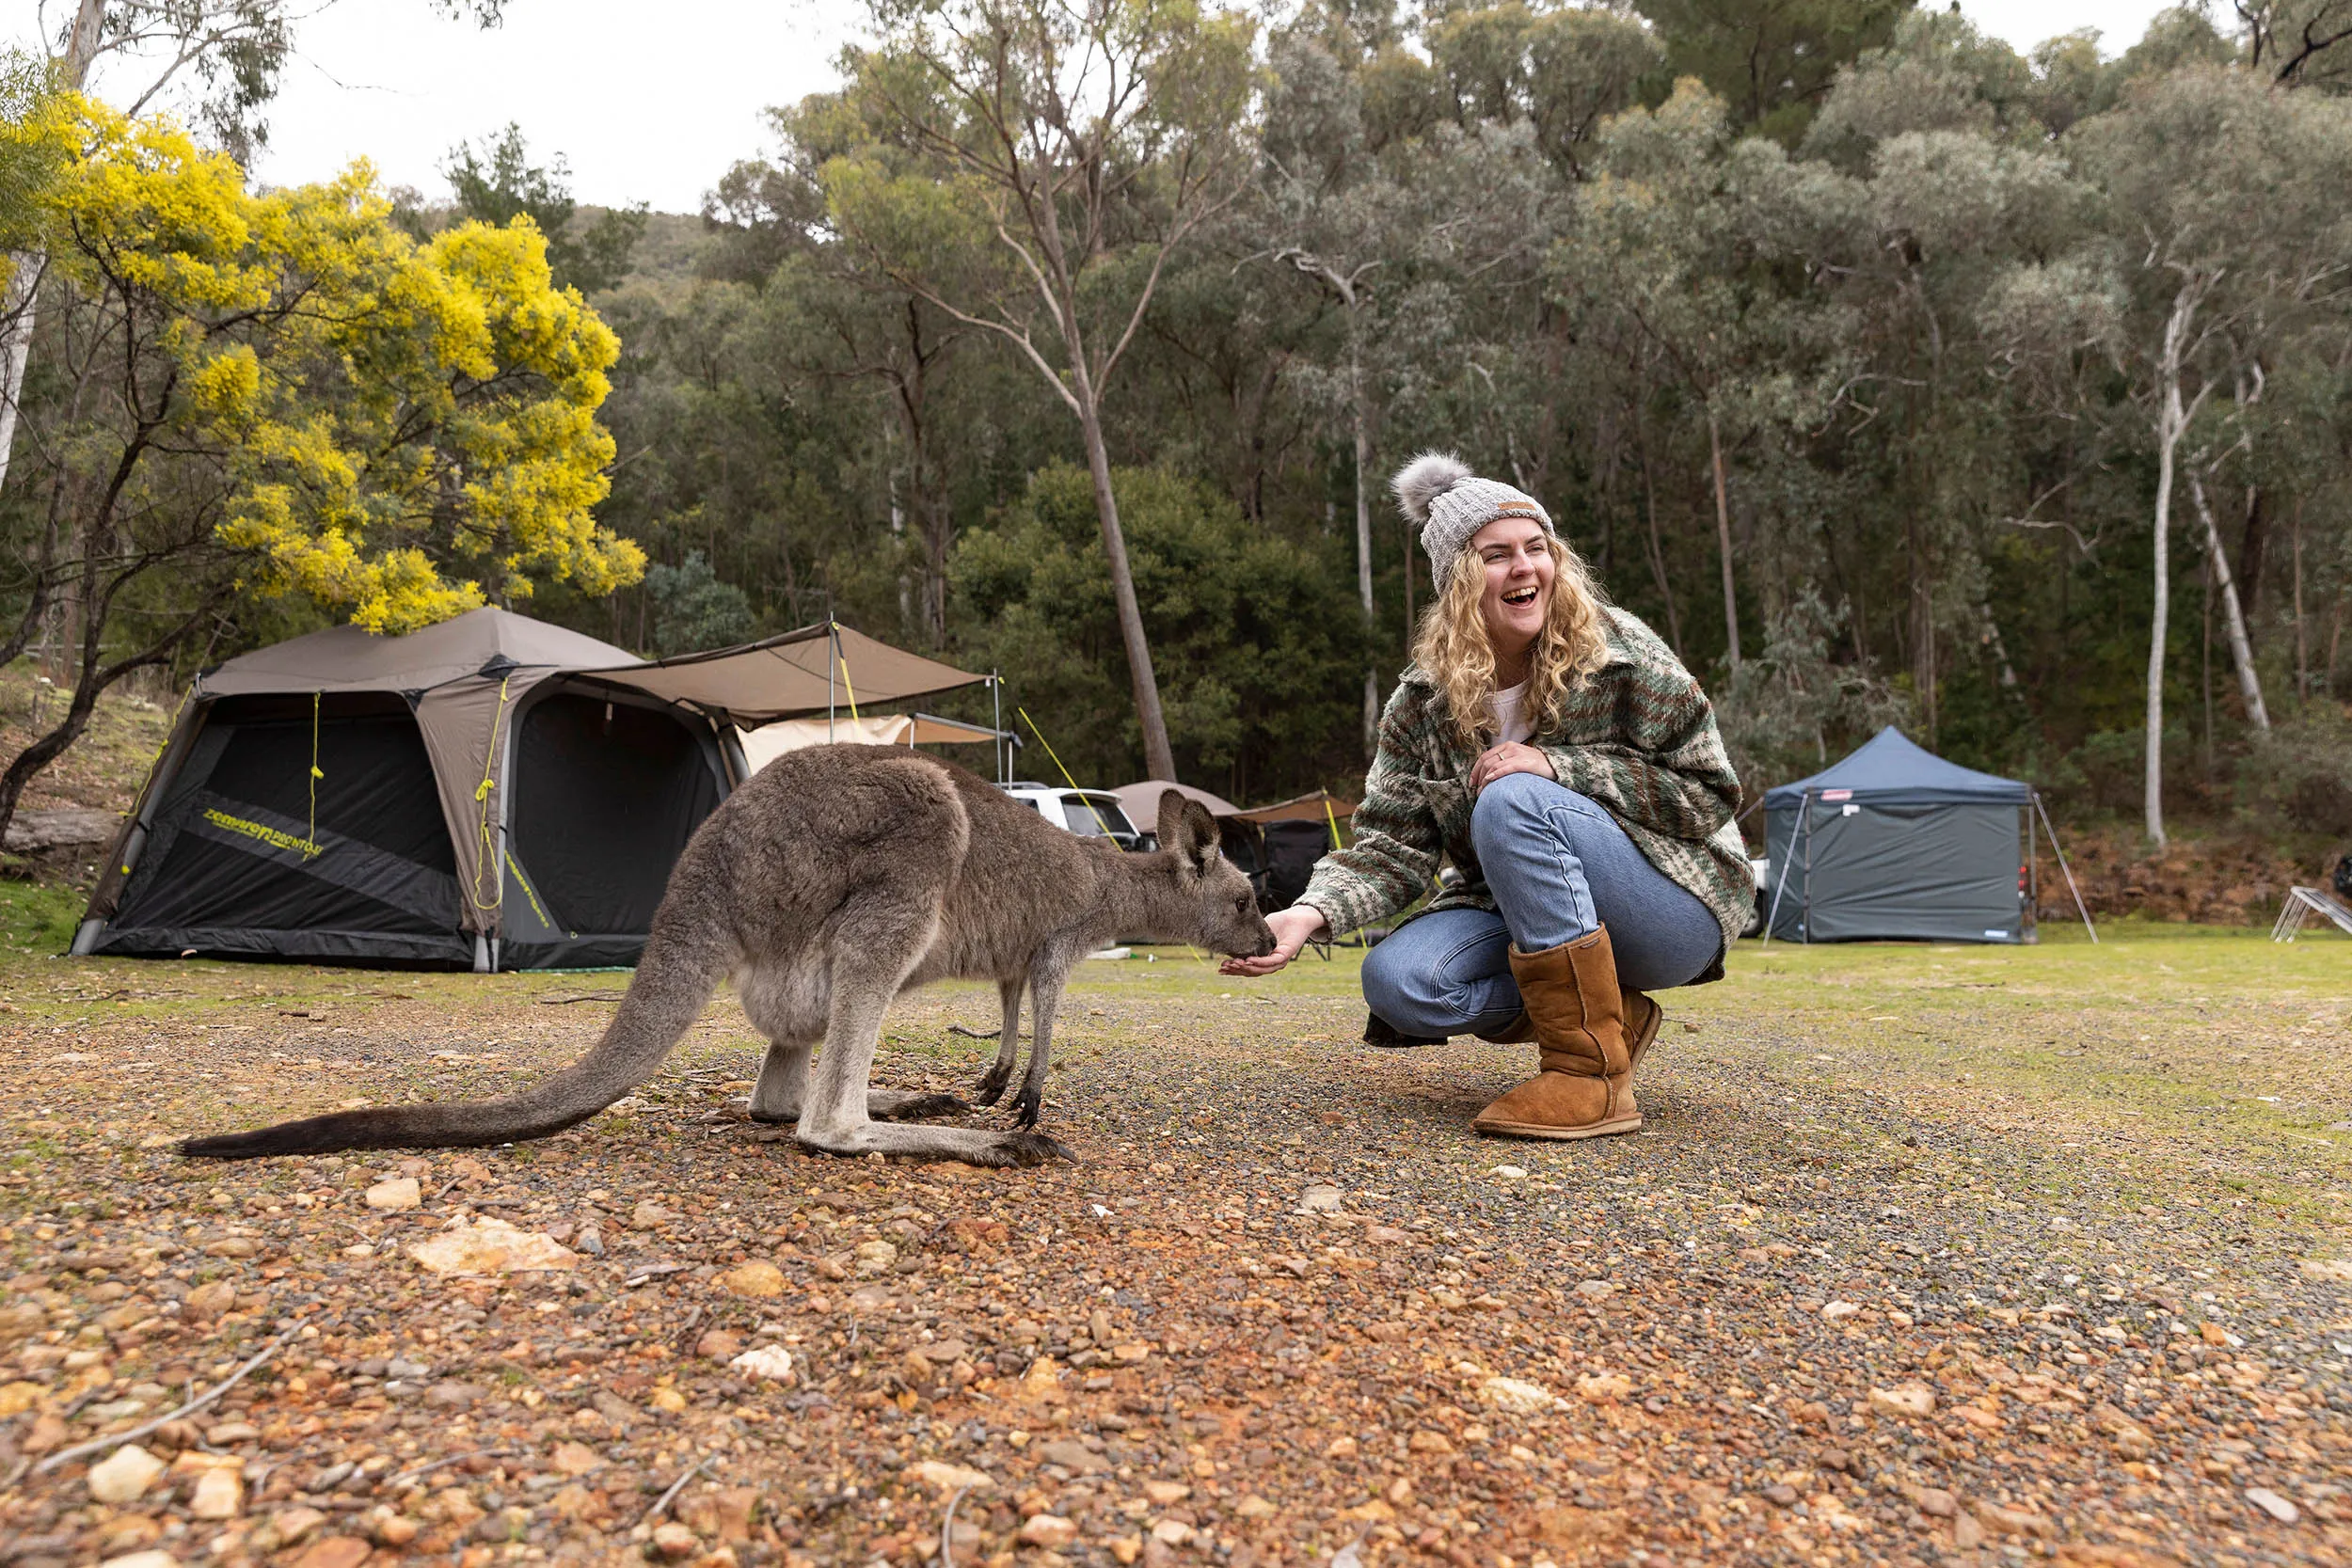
[[1392, 452, 1474, 526], [1391, 451, 1554, 591]]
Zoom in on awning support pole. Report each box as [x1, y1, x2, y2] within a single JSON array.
[[827, 623, 837, 743], [992, 671, 1004, 784], [2033, 792, 2098, 943], [1761, 790, 1805, 944]]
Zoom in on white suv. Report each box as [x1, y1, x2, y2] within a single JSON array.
[[996, 783, 1148, 851]]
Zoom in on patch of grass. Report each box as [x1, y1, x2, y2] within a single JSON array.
[[0, 879, 85, 955]]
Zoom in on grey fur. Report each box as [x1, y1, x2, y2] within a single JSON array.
[[1391, 451, 1473, 525], [181, 747, 1274, 1168]]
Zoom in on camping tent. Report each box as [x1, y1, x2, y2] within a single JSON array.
[[1761, 726, 2092, 944], [74, 610, 984, 971], [741, 713, 1009, 775]]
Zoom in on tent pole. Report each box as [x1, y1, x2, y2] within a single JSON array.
[[2026, 802, 2039, 944], [1762, 791, 1804, 944], [993, 672, 1004, 783], [2034, 793, 2098, 943], [1801, 797, 1816, 944], [827, 624, 837, 743]]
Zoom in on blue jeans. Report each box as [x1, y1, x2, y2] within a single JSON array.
[[1359, 772, 1724, 1038]]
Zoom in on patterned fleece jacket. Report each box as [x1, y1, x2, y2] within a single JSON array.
[[1297, 606, 1753, 977]]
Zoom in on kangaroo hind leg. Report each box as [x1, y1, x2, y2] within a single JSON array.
[[1012, 962, 1072, 1130], [973, 977, 1024, 1106], [748, 1040, 810, 1124]]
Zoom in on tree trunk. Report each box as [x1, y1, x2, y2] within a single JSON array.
[[1633, 404, 1682, 657], [0, 260, 36, 495], [2189, 469, 2270, 733], [2147, 372, 2182, 849], [1706, 405, 1739, 670], [1350, 327, 1376, 761], [2235, 483, 2267, 630], [1075, 401, 1176, 783], [2292, 497, 2308, 707], [0, 0, 106, 502]]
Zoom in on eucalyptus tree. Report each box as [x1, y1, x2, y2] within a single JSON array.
[[2071, 65, 2352, 844], [820, 0, 1258, 784]]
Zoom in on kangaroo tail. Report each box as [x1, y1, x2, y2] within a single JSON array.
[[181, 925, 734, 1160]]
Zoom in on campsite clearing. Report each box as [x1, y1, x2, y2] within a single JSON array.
[[1, 927, 2346, 1566]]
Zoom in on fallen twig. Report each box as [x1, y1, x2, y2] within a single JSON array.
[[946, 1023, 999, 1039], [385, 1446, 524, 1490], [637, 1455, 717, 1528], [36, 1321, 304, 1474], [941, 1484, 973, 1568]]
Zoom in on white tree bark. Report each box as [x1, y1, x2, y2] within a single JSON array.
[[1707, 405, 1740, 671], [2188, 469, 2271, 733], [2144, 279, 2212, 848]]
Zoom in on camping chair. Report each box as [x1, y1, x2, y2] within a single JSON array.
[[2272, 855, 2352, 942]]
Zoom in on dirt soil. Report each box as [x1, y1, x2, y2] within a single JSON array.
[[2, 929, 2349, 1567]]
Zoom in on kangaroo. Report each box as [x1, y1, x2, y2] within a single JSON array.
[[181, 745, 1275, 1167]]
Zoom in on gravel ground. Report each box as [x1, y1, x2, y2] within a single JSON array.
[[2, 929, 2348, 1568]]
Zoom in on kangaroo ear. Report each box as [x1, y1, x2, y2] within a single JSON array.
[[1157, 790, 1220, 877]]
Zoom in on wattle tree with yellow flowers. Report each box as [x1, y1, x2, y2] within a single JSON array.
[[0, 93, 644, 837]]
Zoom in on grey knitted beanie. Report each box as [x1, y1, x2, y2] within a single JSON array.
[[1392, 452, 1554, 591]]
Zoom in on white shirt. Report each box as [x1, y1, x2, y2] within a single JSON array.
[[1489, 680, 1533, 746]]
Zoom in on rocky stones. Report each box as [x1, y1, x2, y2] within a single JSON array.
[[406, 1215, 580, 1275], [905, 1459, 995, 1494], [717, 1260, 785, 1298], [1868, 1384, 1936, 1419], [853, 1240, 898, 1275], [189, 1464, 244, 1519], [650, 1520, 700, 1559], [1973, 1500, 2056, 1538], [87, 1445, 167, 1503], [182, 1279, 238, 1322], [1478, 1375, 1562, 1414], [2247, 1487, 2301, 1524], [1018, 1513, 1080, 1548], [1142, 1481, 1191, 1504], [291, 1537, 372, 1568], [1297, 1184, 1343, 1212], [727, 1344, 796, 1383], [1040, 1437, 1109, 1473], [1015, 1355, 1066, 1404], [364, 1177, 421, 1211], [632, 1200, 677, 1230], [1573, 1278, 1619, 1300], [1914, 1487, 1957, 1518], [1576, 1371, 1632, 1403], [1821, 1300, 1861, 1322], [696, 1328, 744, 1361]]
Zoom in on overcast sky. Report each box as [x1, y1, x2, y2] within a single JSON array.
[[25, 0, 2183, 214]]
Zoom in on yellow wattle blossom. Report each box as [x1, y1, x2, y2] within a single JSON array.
[[39, 99, 642, 636]]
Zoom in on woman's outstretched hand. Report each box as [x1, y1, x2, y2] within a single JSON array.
[[1468, 741, 1556, 793], [1221, 904, 1327, 976]]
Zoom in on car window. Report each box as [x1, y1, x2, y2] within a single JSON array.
[[1060, 793, 1137, 837]]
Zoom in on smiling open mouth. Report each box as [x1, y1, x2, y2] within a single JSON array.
[[1502, 586, 1540, 607]]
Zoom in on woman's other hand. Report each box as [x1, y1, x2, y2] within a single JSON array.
[[1468, 741, 1556, 793], [1221, 904, 1327, 976]]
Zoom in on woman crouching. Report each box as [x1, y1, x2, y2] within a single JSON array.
[[1222, 453, 1752, 1139]]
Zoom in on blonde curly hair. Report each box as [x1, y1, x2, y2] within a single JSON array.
[[1411, 530, 1612, 752]]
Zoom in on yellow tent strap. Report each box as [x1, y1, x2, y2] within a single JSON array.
[[469, 675, 515, 911], [120, 683, 195, 875], [1323, 795, 1345, 849], [1015, 705, 1117, 838], [305, 691, 325, 859], [837, 654, 862, 722]]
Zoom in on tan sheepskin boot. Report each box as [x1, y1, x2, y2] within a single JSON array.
[[1482, 986, 1660, 1061], [1470, 928, 1643, 1140]]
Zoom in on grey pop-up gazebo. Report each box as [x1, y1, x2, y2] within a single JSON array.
[[1761, 727, 2094, 944]]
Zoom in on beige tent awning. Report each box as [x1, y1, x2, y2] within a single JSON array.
[[585, 623, 987, 725], [1233, 788, 1358, 825], [1110, 779, 1243, 824], [740, 712, 1004, 771]]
